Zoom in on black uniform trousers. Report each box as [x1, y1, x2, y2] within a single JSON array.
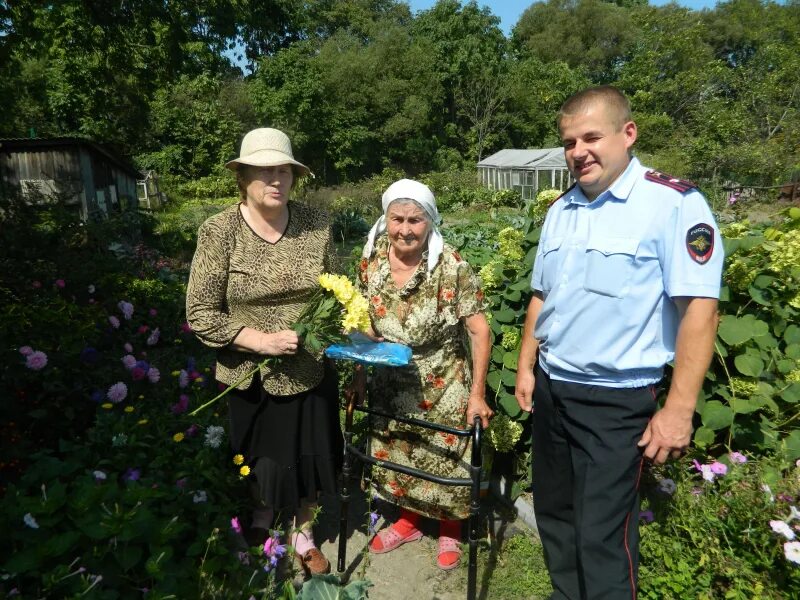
[[532, 365, 657, 600]]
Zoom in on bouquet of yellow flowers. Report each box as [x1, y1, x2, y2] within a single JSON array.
[[189, 273, 370, 416]]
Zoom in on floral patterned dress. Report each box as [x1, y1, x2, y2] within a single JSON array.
[[358, 236, 488, 520]]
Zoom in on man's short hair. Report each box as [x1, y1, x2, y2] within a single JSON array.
[[557, 86, 632, 131]]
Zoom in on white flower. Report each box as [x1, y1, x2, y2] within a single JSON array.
[[23, 513, 39, 529], [790, 506, 800, 522], [146, 327, 160, 346], [699, 464, 715, 482], [192, 490, 208, 503], [117, 300, 134, 320], [93, 470, 107, 481], [785, 541, 800, 564], [762, 484, 775, 503], [88, 284, 95, 294], [771, 520, 796, 540], [204, 425, 224, 448]]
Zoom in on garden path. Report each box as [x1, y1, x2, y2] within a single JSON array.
[[311, 488, 538, 600]]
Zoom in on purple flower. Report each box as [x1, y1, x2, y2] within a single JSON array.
[[729, 452, 747, 464], [121, 355, 137, 370], [180, 322, 192, 333], [369, 511, 379, 534], [124, 468, 141, 481], [657, 478, 677, 495], [693, 459, 716, 482], [80, 347, 99, 364], [171, 395, 189, 415], [178, 369, 189, 389], [262, 532, 287, 572], [710, 461, 728, 476], [147, 367, 161, 383], [108, 316, 120, 329], [131, 367, 147, 381], [231, 516, 242, 534], [185, 424, 200, 438], [117, 300, 134, 320], [124, 342, 133, 353], [176, 478, 188, 489], [107, 382, 128, 403], [639, 510, 654, 524], [18, 345, 34, 356], [55, 279, 66, 288], [149, 308, 158, 317], [25, 351, 48, 370]]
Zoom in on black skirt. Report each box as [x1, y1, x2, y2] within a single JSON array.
[[228, 365, 343, 511]]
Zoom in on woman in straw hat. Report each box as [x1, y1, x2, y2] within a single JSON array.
[[355, 178, 492, 570], [187, 128, 340, 576]]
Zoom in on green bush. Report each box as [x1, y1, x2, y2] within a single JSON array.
[[639, 453, 800, 598]]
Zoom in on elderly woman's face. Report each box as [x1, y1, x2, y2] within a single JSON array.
[[240, 164, 293, 208], [387, 202, 429, 258]]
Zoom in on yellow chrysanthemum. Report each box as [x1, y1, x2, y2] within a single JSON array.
[[239, 465, 251, 477], [124, 406, 134, 413], [233, 454, 244, 465], [101, 403, 113, 409], [343, 293, 370, 332], [173, 432, 185, 442], [319, 273, 355, 305]]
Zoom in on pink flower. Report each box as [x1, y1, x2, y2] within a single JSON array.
[[231, 517, 242, 534], [185, 423, 200, 437], [18, 346, 34, 356], [32, 280, 42, 289], [710, 461, 728, 476], [117, 300, 134, 320], [25, 351, 48, 370], [729, 452, 747, 464], [147, 367, 161, 383], [176, 478, 188, 489], [131, 367, 147, 381], [107, 382, 128, 403], [149, 308, 158, 317], [180, 322, 192, 333], [137, 325, 149, 334], [55, 279, 65, 288], [108, 316, 120, 329], [121, 355, 137, 370], [146, 327, 160, 346], [123, 342, 133, 353]]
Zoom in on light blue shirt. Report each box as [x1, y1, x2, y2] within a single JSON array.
[[531, 157, 723, 387]]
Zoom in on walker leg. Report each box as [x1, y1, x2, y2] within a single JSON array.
[[467, 418, 482, 600], [337, 387, 358, 574]]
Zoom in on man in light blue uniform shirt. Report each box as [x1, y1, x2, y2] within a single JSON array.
[[515, 86, 723, 600]]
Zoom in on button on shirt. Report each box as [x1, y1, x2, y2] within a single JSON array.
[[530, 157, 724, 387]]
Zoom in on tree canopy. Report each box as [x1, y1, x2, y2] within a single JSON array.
[[1, 0, 797, 186]]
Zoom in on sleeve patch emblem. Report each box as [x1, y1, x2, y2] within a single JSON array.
[[686, 223, 714, 264]]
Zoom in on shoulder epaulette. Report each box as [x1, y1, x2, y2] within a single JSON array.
[[551, 183, 577, 206], [644, 170, 697, 193]]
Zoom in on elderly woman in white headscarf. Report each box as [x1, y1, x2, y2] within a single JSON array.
[[355, 178, 492, 570]]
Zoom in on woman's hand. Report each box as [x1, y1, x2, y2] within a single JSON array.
[[466, 393, 493, 430], [259, 330, 300, 356]]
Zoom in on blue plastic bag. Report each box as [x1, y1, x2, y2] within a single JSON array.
[[324, 333, 412, 366]]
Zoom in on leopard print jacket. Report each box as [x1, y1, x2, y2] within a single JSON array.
[[186, 201, 337, 396]]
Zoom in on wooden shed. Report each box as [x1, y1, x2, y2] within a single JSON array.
[[477, 148, 573, 200], [0, 137, 140, 221]]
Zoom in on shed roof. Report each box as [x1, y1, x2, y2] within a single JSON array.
[[477, 148, 566, 169], [0, 137, 140, 178]]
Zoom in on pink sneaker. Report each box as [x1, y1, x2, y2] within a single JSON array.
[[369, 525, 423, 554]]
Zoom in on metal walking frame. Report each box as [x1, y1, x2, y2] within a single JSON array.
[[337, 382, 483, 600]]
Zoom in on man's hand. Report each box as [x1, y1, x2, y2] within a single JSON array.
[[515, 368, 535, 413], [638, 405, 693, 464]]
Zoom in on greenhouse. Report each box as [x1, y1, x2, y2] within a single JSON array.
[[477, 148, 572, 200]]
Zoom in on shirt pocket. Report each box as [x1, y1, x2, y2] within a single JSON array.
[[583, 236, 639, 298], [539, 236, 564, 292]]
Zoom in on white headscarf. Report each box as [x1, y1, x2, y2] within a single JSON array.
[[362, 178, 443, 273]]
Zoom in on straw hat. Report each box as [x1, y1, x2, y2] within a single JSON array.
[[225, 128, 311, 176]]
